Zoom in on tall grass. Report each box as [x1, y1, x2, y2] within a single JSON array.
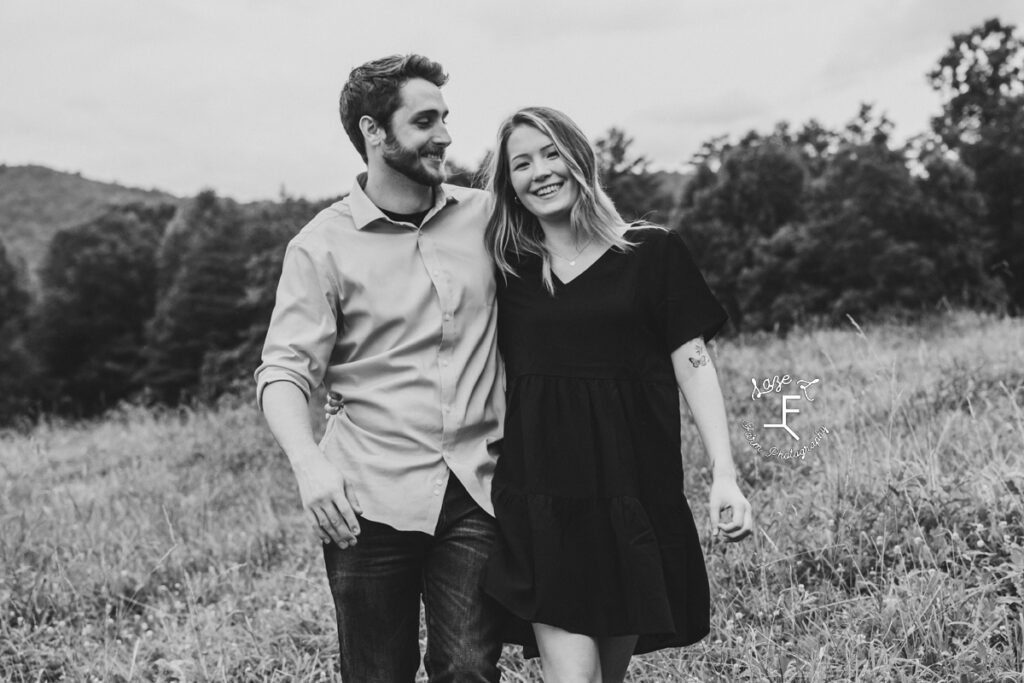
[[1, 310, 1022, 682]]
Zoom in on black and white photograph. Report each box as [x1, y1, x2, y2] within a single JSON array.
[[2, 1, 1023, 681]]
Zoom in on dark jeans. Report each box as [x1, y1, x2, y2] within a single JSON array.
[[322, 476, 503, 682]]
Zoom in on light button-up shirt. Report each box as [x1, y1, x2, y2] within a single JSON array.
[[254, 175, 504, 534]]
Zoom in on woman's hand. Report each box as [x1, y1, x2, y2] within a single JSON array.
[[324, 390, 345, 417], [709, 476, 753, 542]]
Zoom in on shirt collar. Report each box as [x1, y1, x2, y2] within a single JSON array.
[[349, 172, 460, 231]]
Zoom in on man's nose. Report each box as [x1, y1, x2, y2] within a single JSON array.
[[434, 122, 452, 147]]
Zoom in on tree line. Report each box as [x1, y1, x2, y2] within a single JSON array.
[[0, 17, 1020, 425]]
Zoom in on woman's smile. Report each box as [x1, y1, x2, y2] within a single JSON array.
[[532, 181, 564, 198]]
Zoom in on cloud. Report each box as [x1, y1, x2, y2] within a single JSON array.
[[638, 92, 769, 128], [812, 0, 1021, 95], [3, 0, 1023, 199], [456, 0, 689, 42]]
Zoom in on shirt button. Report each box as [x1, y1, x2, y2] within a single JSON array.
[[441, 360, 449, 367], [432, 270, 439, 277], [433, 489, 441, 496], [444, 313, 452, 321]]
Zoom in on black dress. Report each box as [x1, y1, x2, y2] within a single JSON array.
[[482, 228, 729, 656]]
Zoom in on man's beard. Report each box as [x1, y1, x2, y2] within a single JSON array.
[[382, 134, 446, 187]]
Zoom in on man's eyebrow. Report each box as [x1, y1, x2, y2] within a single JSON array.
[[410, 108, 449, 119]]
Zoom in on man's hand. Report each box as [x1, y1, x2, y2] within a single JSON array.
[[709, 476, 753, 542], [294, 450, 363, 548], [260, 381, 362, 549]]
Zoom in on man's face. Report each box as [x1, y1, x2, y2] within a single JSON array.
[[381, 78, 451, 187]]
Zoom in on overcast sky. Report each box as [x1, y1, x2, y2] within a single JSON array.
[[2, 0, 1022, 201]]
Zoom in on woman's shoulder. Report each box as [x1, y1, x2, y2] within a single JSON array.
[[623, 225, 673, 244], [617, 226, 704, 282], [621, 226, 679, 259]]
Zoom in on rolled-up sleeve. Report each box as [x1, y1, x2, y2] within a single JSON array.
[[254, 239, 341, 411]]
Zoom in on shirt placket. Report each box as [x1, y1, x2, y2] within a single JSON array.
[[418, 228, 455, 498]]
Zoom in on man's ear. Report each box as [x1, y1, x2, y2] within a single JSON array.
[[359, 115, 385, 149]]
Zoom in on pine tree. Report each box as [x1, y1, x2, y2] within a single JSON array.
[[929, 17, 1024, 309], [141, 191, 249, 403], [0, 240, 36, 425], [31, 204, 171, 414]]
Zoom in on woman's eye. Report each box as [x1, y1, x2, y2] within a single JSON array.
[[546, 150, 559, 159]]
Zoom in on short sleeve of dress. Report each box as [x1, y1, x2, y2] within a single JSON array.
[[656, 230, 728, 351]]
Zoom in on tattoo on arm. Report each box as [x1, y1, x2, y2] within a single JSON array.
[[688, 341, 709, 368]]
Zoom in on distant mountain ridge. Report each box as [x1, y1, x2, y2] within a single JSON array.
[[0, 163, 692, 293], [0, 164, 179, 286]]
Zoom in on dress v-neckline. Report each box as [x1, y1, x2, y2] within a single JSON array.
[[551, 245, 614, 286]]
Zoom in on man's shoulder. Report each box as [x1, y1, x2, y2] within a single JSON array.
[[288, 197, 356, 249], [440, 185, 492, 228], [443, 184, 491, 208]]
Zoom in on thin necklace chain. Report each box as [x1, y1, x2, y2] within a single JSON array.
[[548, 237, 594, 266]]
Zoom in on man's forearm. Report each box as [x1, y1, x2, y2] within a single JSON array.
[[261, 379, 361, 546], [261, 380, 325, 470]]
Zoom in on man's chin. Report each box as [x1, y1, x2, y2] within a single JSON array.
[[421, 159, 448, 184], [389, 161, 444, 188], [409, 167, 446, 188]]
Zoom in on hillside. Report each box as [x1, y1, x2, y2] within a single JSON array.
[[0, 165, 179, 285], [2, 310, 1021, 679]]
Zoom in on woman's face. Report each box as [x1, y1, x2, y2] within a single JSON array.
[[506, 125, 579, 226]]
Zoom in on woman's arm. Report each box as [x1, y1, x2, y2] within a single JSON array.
[[671, 337, 753, 541]]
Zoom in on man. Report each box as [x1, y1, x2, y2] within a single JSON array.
[[254, 54, 505, 682]]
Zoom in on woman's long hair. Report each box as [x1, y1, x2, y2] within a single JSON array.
[[484, 106, 646, 293]]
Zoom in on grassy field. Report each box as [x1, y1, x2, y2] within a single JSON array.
[[2, 310, 1022, 682]]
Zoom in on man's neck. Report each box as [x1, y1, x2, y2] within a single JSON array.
[[363, 163, 435, 214]]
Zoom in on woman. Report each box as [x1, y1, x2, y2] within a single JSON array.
[[480, 106, 753, 682]]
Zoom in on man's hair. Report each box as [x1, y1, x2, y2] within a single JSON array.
[[339, 54, 448, 162]]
